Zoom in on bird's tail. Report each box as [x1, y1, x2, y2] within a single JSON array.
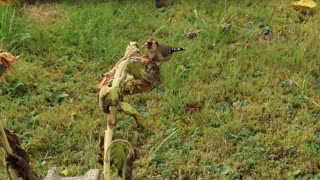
[[170, 47, 185, 53]]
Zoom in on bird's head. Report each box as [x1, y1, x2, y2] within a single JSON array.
[[144, 39, 158, 50]]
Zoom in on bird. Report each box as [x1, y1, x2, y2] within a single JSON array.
[[143, 39, 185, 63]]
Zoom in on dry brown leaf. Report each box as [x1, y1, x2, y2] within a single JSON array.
[[3, 129, 40, 180], [96, 71, 114, 89], [0, 50, 17, 83], [184, 103, 201, 112]]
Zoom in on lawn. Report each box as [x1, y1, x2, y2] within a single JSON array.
[[1, 0, 320, 179]]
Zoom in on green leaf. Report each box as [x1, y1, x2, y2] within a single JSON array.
[[119, 102, 139, 116], [289, 170, 301, 176], [119, 102, 147, 127], [111, 144, 127, 170]]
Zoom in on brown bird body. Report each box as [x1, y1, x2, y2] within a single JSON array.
[[144, 39, 185, 63]]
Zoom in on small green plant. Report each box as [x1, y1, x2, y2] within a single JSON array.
[[45, 91, 69, 107]]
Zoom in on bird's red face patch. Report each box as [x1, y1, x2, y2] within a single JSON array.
[[145, 39, 154, 49]]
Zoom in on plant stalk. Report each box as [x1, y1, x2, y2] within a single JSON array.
[[0, 120, 20, 180], [103, 106, 118, 180]]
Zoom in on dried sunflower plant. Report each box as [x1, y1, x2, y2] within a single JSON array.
[[97, 42, 160, 180], [0, 51, 40, 180]]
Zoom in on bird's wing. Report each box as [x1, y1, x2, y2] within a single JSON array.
[[157, 44, 172, 56]]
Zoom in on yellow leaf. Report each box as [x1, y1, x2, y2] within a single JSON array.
[[292, 0, 316, 8], [61, 169, 70, 176]]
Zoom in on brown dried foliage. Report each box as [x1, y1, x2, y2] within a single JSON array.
[[4, 129, 40, 180], [96, 56, 160, 95], [0, 50, 17, 83]]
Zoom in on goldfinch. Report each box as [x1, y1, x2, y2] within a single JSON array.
[[143, 39, 185, 63]]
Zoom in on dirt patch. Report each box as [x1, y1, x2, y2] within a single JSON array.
[[19, 3, 65, 24]]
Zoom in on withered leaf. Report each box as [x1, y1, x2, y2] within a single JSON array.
[[0, 50, 17, 83], [185, 104, 201, 112]]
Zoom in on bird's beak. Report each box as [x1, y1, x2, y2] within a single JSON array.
[[143, 43, 148, 48]]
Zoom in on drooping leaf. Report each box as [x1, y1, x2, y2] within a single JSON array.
[[110, 143, 127, 176], [2, 129, 40, 180], [119, 102, 140, 118], [119, 102, 147, 127], [99, 86, 121, 113]]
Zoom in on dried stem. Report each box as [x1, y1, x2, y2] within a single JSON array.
[[99, 42, 159, 179], [0, 120, 20, 180], [103, 106, 118, 180]]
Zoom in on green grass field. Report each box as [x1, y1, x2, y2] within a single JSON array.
[[1, 0, 320, 179]]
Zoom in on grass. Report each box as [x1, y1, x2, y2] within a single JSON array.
[[1, 0, 320, 179]]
